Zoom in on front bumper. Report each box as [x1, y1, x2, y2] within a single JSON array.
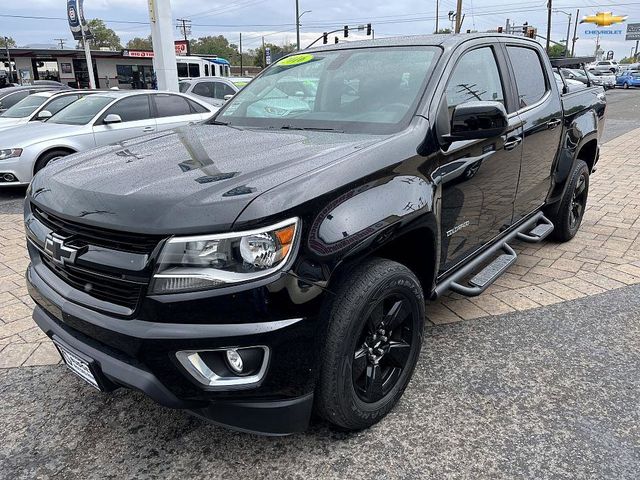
[[27, 263, 321, 435], [0, 155, 34, 186]]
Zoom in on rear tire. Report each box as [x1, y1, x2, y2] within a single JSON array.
[[548, 159, 589, 242], [33, 149, 71, 175], [316, 258, 424, 431]]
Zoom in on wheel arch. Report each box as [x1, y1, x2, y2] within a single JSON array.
[[33, 146, 77, 174]]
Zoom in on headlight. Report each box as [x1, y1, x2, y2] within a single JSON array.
[[150, 217, 299, 294], [0, 148, 23, 160]]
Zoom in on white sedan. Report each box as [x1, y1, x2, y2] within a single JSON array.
[[0, 90, 93, 130], [0, 90, 215, 186]]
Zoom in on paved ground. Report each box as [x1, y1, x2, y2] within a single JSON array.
[[0, 89, 639, 368], [1, 285, 639, 479]]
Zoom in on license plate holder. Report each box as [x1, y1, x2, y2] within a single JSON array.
[[53, 339, 104, 391]]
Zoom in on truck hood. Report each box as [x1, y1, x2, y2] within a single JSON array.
[[0, 121, 83, 147], [29, 124, 387, 234]]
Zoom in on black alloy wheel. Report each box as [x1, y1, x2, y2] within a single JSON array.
[[570, 174, 587, 231], [315, 258, 424, 431], [352, 293, 416, 403]]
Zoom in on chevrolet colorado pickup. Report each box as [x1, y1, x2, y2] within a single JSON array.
[[24, 34, 605, 435]]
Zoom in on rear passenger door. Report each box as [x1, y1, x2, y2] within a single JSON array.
[[152, 93, 205, 131], [437, 45, 524, 270], [92, 94, 155, 146], [504, 44, 563, 221]]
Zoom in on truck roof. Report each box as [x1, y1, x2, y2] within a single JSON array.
[[306, 33, 540, 52]]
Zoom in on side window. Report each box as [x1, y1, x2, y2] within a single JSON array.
[[204, 64, 209, 76], [1, 91, 29, 109], [44, 95, 79, 115], [101, 95, 151, 123], [214, 82, 236, 99], [192, 82, 215, 98], [154, 94, 192, 117], [445, 47, 505, 116], [186, 98, 209, 113], [188, 63, 200, 77], [507, 46, 547, 108], [177, 63, 188, 78]]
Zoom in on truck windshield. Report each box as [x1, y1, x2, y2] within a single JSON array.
[[217, 46, 439, 134], [0, 95, 48, 118], [48, 95, 113, 125]]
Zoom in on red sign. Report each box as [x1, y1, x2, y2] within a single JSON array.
[[175, 40, 189, 56], [123, 49, 154, 58]]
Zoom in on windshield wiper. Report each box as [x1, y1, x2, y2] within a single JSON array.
[[280, 125, 341, 132]]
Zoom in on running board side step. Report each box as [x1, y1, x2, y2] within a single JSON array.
[[433, 212, 554, 298]]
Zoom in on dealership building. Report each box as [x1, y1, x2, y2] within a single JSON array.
[[1, 47, 157, 89]]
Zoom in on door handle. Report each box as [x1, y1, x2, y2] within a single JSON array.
[[143, 126, 155, 132], [503, 136, 522, 151], [547, 118, 562, 129]]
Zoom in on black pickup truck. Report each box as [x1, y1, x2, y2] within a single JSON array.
[[24, 34, 605, 435]]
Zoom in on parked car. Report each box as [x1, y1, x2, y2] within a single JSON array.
[[0, 85, 67, 113], [0, 90, 214, 185], [588, 60, 620, 74], [0, 90, 95, 130], [25, 35, 605, 435], [616, 70, 640, 88], [553, 71, 584, 92], [33, 80, 68, 87], [561, 68, 614, 89], [180, 76, 251, 108]]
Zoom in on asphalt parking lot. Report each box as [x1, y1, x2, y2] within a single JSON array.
[[1, 87, 640, 478], [1, 285, 639, 479]]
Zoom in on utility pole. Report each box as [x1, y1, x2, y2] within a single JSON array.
[[295, 0, 300, 50], [54, 38, 66, 49], [546, 0, 552, 52], [262, 36, 266, 67], [564, 12, 571, 56], [4, 37, 14, 84], [571, 8, 579, 57], [635, 40, 639, 59], [176, 18, 191, 55], [435, 0, 439, 33], [239, 33, 243, 76], [455, 0, 463, 33], [506, 18, 510, 35]]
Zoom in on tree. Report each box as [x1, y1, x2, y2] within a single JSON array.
[[253, 43, 296, 68], [77, 19, 122, 50], [620, 56, 635, 64], [190, 35, 237, 60], [126, 35, 152, 51], [2, 36, 16, 48], [548, 44, 570, 58], [435, 28, 452, 34]]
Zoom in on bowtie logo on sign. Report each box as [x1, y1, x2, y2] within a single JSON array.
[[580, 12, 628, 38]]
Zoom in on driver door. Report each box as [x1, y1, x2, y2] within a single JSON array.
[[92, 94, 156, 146], [436, 45, 523, 271]]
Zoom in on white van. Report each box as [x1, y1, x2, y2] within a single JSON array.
[[176, 56, 232, 79]]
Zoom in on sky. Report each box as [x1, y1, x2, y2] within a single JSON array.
[[3, 0, 640, 59]]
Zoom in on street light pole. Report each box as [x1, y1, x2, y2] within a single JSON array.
[[565, 13, 571, 56], [546, 0, 552, 52], [571, 9, 579, 57], [435, 0, 439, 33], [295, 0, 300, 50]]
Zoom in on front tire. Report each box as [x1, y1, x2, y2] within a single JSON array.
[[33, 149, 71, 175], [316, 258, 424, 431], [549, 159, 589, 242], [624, 82, 630, 89]]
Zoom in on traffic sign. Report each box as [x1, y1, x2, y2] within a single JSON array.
[[265, 47, 272, 65]]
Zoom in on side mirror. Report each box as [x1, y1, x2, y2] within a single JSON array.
[[103, 113, 122, 124], [223, 94, 234, 101], [36, 110, 52, 120], [443, 101, 508, 143]]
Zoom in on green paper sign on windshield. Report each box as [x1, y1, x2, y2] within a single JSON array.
[[278, 54, 314, 66]]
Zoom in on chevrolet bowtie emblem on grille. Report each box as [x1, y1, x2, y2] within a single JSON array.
[[44, 233, 80, 265]]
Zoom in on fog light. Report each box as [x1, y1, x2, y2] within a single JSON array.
[[2, 173, 16, 182], [176, 346, 270, 389], [225, 349, 244, 374]]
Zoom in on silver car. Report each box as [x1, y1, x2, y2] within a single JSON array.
[[179, 76, 252, 108], [0, 90, 94, 130], [0, 90, 215, 186]]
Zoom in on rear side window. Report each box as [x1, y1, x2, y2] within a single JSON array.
[[186, 99, 209, 113], [507, 46, 547, 108], [178, 81, 191, 93], [154, 94, 192, 117], [192, 81, 215, 98], [101, 95, 151, 123]]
